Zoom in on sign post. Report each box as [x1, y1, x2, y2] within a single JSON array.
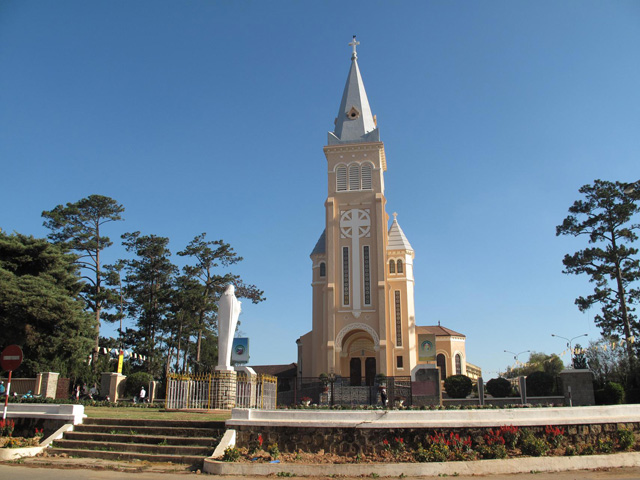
[[1, 345, 24, 421]]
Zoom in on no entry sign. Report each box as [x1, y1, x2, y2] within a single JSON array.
[[1, 345, 23, 371]]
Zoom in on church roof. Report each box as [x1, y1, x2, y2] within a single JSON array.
[[416, 325, 466, 338], [328, 37, 380, 145], [311, 229, 326, 256], [387, 214, 413, 251]]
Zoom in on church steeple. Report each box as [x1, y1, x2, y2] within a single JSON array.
[[328, 36, 380, 145]]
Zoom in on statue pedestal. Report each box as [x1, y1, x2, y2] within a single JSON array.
[[410, 364, 442, 406], [213, 367, 237, 410]]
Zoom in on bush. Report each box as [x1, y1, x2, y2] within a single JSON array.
[[616, 428, 635, 450], [124, 371, 154, 398], [525, 371, 554, 396], [601, 382, 625, 405], [444, 375, 473, 399], [485, 378, 513, 398], [519, 434, 549, 457], [477, 443, 507, 459], [222, 446, 241, 462]]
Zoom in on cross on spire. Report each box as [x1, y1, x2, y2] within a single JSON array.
[[393, 212, 398, 221], [349, 35, 360, 60]]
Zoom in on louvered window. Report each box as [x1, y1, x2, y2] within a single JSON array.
[[342, 247, 350, 305], [397, 259, 404, 274], [389, 260, 395, 274], [395, 290, 402, 346], [361, 163, 372, 190], [363, 246, 371, 305], [349, 164, 360, 191], [336, 166, 347, 191]]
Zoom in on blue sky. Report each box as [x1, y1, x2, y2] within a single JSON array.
[[1, 1, 639, 377]]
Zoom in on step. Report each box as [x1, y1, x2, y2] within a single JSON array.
[[48, 447, 207, 465], [74, 424, 219, 437], [52, 439, 212, 456], [83, 417, 225, 429], [64, 431, 216, 446]]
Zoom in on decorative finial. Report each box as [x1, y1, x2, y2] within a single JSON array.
[[349, 35, 360, 60], [393, 212, 398, 221]]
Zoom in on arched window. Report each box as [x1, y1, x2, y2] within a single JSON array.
[[396, 259, 404, 274], [348, 164, 360, 191], [437, 354, 447, 380], [455, 354, 462, 375], [389, 259, 395, 274], [319, 262, 326, 277], [336, 166, 347, 191], [361, 163, 373, 190]]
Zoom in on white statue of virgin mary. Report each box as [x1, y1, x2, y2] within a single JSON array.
[[216, 284, 242, 371]]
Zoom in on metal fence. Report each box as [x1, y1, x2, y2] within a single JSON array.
[[165, 372, 277, 410], [278, 376, 413, 407]]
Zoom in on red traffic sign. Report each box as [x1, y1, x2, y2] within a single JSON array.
[[1, 345, 23, 371]]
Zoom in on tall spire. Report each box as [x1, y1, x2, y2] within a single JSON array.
[[328, 36, 380, 145]]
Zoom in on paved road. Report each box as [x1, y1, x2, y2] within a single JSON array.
[[2, 464, 640, 479]]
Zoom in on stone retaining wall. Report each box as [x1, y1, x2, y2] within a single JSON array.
[[233, 421, 640, 455]]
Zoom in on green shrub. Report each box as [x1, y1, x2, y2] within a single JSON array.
[[485, 378, 513, 398], [519, 432, 549, 457], [444, 375, 473, 399], [597, 438, 614, 453], [602, 382, 625, 405], [222, 446, 241, 462], [564, 445, 576, 456], [424, 443, 449, 462], [268, 442, 280, 460], [616, 428, 635, 450], [477, 443, 507, 459], [525, 371, 554, 396], [580, 444, 595, 455], [124, 371, 154, 398]]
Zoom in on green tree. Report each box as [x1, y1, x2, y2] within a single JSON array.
[[177, 233, 265, 369], [506, 352, 564, 378], [0, 232, 94, 377], [572, 343, 587, 369], [556, 180, 639, 359], [121, 232, 177, 377], [42, 195, 125, 365]]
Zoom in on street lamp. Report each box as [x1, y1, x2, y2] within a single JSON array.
[[504, 350, 530, 362], [551, 333, 588, 368]]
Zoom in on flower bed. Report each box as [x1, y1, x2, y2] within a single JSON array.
[[222, 424, 638, 464]]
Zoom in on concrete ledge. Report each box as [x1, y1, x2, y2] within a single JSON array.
[[0, 423, 73, 461], [5, 404, 85, 425], [228, 404, 640, 429], [211, 429, 236, 459], [203, 451, 640, 476]]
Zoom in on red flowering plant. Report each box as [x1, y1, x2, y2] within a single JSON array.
[[0, 419, 15, 437], [382, 438, 390, 451], [34, 428, 44, 439], [392, 436, 405, 454], [484, 429, 506, 446], [248, 433, 264, 454], [545, 425, 565, 448], [498, 425, 519, 449]]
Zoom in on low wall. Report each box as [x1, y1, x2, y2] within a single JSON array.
[[443, 396, 565, 407], [227, 405, 640, 455]]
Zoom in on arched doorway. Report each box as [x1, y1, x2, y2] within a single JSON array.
[[350, 358, 362, 386], [437, 353, 447, 380], [365, 357, 376, 386]]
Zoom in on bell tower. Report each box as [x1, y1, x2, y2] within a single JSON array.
[[302, 37, 416, 384]]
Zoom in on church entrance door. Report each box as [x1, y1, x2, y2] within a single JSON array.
[[350, 358, 362, 386], [365, 357, 376, 386]]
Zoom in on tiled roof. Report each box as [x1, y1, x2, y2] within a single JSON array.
[[387, 216, 413, 251], [416, 325, 465, 337], [311, 229, 326, 256]]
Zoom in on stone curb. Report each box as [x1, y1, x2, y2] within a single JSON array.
[[211, 428, 236, 459], [203, 451, 640, 477]]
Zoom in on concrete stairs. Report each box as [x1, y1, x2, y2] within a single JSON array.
[[49, 417, 225, 467]]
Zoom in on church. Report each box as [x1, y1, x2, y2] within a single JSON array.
[[297, 38, 481, 385]]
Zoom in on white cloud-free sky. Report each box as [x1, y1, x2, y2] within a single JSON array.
[[1, 1, 639, 377]]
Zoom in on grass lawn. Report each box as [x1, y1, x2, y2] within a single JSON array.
[[83, 406, 231, 421]]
